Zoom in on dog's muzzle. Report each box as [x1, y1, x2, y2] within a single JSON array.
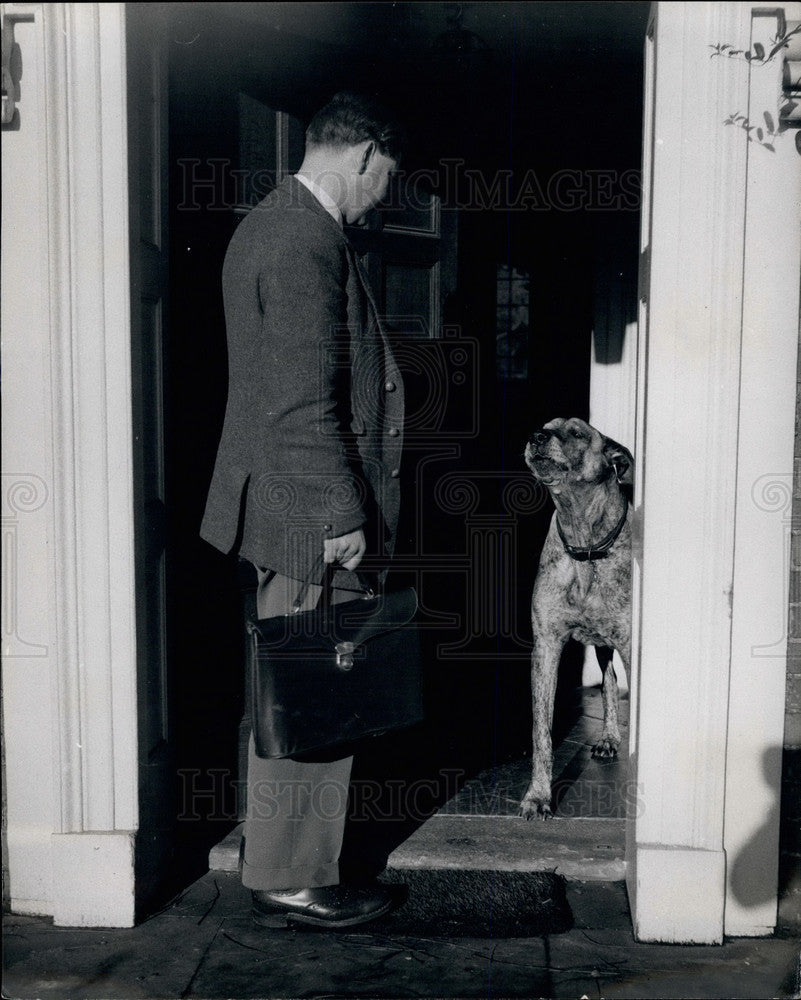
[[527, 430, 559, 465]]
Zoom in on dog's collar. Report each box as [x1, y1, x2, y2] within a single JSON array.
[[556, 498, 629, 562]]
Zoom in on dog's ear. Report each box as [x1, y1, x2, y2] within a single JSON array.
[[603, 437, 634, 486]]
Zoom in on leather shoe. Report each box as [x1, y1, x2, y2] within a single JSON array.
[[251, 883, 400, 929]]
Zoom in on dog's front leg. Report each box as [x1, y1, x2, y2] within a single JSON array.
[[519, 634, 564, 820], [593, 646, 621, 759]]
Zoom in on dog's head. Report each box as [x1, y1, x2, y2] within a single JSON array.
[[524, 417, 634, 491]]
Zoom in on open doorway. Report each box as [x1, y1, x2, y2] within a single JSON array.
[[152, 0, 648, 883]]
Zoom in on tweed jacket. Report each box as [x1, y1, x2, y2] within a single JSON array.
[[200, 176, 404, 587]]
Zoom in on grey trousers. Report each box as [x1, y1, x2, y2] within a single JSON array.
[[241, 567, 356, 891]]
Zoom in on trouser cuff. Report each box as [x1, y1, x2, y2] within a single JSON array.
[[241, 856, 341, 891]]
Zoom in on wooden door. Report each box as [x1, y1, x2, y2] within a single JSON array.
[[126, 3, 174, 907]]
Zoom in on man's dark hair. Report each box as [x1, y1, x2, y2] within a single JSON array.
[[306, 91, 405, 162]]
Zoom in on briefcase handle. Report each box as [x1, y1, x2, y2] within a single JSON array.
[[290, 553, 376, 614]]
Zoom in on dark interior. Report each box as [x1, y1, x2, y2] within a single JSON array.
[[157, 0, 648, 874]]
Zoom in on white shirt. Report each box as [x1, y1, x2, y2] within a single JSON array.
[[293, 173, 343, 228]]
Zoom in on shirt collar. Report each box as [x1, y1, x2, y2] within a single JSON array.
[[293, 173, 343, 228]]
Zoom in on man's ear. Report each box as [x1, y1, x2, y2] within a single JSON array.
[[603, 437, 634, 486], [357, 141, 375, 175]]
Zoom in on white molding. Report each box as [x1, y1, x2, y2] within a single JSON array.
[[628, 1, 752, 943], [43, 2, 137, 838], [97, 2, 138, 834], [723, 4, 801, 938], [43, 0, 82, 836]]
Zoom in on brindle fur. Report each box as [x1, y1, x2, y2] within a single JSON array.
[[519, 417, 633, 820]]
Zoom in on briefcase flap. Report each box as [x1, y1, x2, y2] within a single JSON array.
[[247, 585, 418, 654]]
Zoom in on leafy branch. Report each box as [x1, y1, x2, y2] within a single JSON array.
[[722, 110, 778, 152], [713, 20, 800, 155], [709, 21, 801, 65]]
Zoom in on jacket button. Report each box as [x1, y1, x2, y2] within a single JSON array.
[[323, 524, 333, 532], [384, 380, 396, 392], [388, 427, 399, 437], [390, 469, 400, 478]]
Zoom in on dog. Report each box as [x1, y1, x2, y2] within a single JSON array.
[[519, 417, 634, 820]]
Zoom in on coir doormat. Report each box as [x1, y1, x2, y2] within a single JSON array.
[[371, 868, 573, 938]]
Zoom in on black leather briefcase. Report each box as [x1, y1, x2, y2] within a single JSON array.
[[246, 568, 423, 759]]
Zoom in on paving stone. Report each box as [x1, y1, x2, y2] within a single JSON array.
[[565, 880, 632, 930], [2, 910, 224, 999], [186, 919, 555, 999], [546, 928, 801, 1000], [146, 870, 249, 921]]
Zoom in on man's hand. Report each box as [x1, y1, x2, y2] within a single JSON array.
[[324, 528, 366, 571]]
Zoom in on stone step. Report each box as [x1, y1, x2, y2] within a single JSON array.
[[209, 814, 625, 882], [387, 814, 625, 881]]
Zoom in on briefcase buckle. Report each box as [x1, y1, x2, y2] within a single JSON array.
[[335, 642, 355, 671]]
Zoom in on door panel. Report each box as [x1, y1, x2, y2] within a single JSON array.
[[383, 259, 441, 337]]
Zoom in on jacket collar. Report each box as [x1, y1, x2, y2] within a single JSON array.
[[292, 173, 343, 227], [276, 175, 345, 240]]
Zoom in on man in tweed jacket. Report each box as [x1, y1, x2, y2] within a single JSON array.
[[201, 93, 406, 929]]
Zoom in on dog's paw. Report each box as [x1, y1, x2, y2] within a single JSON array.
[[591, 737, 620, 760], [519, 791, 553, 821]]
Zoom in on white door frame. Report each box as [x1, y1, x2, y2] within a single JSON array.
[[2, 2, 138, 926], [624, 1, 801, 943], [723, 3, 801, 939]]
